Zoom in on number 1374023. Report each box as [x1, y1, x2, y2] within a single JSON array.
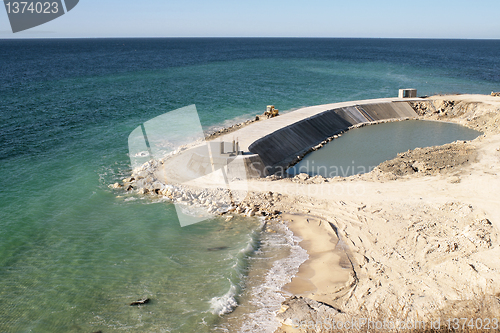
[[5, 2, 59, 14]]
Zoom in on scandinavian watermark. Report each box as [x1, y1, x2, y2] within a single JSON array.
[[288, 160, 377, 178], [291, 317, 499, 331]]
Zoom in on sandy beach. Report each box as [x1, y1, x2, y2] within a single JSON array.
[[123, 94, 500, 331]]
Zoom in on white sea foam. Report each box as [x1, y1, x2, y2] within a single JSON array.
[[210, 230, 260, 317], [204, 113, 256, 136], [239, 224, 309, 333], [210, 282, 239, 316]]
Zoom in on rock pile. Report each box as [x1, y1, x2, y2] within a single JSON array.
[[204, 109, 279, 141], [291, 173, 327, 184], [410, 100, 456, 116], [205, 119, 256, 141], [110, 164, 282, 221]]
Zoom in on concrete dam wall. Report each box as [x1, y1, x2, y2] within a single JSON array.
[[247, 101, 418, 172]]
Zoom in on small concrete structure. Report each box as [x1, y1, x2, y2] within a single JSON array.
[[219, 139, 240, 156], [399, 89, 417, 98]]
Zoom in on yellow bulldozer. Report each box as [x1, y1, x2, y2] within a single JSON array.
[[265, 105, 279, 117]]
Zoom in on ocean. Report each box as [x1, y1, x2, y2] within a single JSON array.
[[1, 38, 499, 333]]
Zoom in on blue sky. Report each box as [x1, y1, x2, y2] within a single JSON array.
[[1, 0, 499, 38]]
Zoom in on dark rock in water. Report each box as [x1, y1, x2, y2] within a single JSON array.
[[130, 297, 150, 306], [207, 246, 229, 251]]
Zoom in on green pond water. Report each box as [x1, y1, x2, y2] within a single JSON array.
[[288, 120, 482, 177]]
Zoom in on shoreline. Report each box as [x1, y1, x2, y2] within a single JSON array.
[[281, 213, 354, 302], [116, 94, 500, 332]]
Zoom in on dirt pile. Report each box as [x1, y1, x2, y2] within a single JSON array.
[[377, 141, 477, 177]]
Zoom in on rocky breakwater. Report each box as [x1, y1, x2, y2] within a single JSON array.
[[110, 105, 287, 221], [110, 160, 284, 222], [204, 108, 280, 141]]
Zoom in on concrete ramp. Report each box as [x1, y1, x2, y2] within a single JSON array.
[[333, 106, 369, 126], [359, 102, 401, 120], [392, 101, 420, 117], [360, 101, 417, 120]]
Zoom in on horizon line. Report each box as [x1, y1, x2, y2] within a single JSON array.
[[1, 36, 500, 41]]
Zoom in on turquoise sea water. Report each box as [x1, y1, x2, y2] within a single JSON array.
[[1, 38, 500, 332]]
